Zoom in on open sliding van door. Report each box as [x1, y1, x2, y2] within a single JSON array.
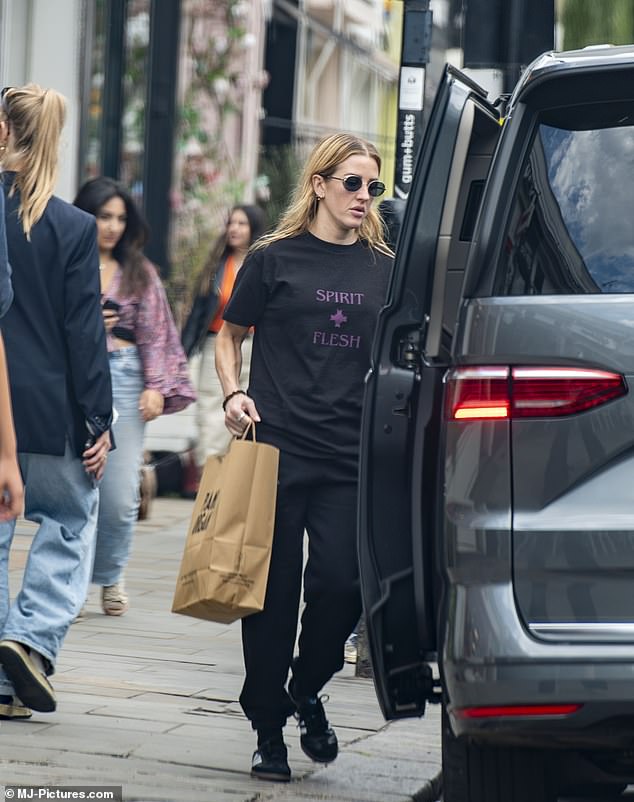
[[358, 66, 501, 720]]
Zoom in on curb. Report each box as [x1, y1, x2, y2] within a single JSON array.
[[413, 771, 442, 802]]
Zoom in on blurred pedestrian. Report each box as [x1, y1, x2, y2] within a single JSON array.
[[0, 84, 113, 716], [0, 188, 27, 721], [181, 204, 266, 472], [215, 132, 393, 781], [73, 177, 195, 617], [0, 188, 23, 524]]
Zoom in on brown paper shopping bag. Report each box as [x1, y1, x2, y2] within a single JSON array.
[[172, 423, 279, 623]]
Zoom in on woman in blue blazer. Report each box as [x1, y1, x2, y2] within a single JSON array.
[[0, 84, 113, 718]]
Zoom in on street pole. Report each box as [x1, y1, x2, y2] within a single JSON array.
[[463, 0, 554, 94], [393, 0, 433, 201]]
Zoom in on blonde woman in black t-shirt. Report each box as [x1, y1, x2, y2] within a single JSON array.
[[216, 132, 393, 782]]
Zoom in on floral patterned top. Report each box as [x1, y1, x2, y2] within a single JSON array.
[[102, 259, 196, 414]]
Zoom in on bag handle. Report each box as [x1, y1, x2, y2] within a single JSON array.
[[238, 420, 256, 442]]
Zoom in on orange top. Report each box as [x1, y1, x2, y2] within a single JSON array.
[[209, 254, 237, 333]]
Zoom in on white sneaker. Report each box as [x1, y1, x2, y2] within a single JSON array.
[[344, 633, 358, 665], [102, 582, 129, 616]]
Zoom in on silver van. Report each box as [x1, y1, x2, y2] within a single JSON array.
[[359, 45, 634, 801]]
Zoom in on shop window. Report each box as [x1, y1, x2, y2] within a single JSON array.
[[80, 0, 107, 181]]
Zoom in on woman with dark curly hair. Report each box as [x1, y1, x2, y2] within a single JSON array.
[[74, 177, 195, 617]]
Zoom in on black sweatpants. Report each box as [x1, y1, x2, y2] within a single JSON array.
[[239, 448, 362, 732]]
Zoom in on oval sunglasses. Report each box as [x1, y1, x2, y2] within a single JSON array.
[[325, 174, 386, 197]]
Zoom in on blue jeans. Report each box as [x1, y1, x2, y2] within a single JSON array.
[[0, 442, 99, 692], [91, 347, 145, 587]]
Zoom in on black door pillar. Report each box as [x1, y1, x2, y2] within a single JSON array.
[[101, 0, 127, 179], [142, 0, 181, 277]]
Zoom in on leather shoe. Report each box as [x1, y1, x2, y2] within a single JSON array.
[[0, 640, 56, 712], [0, 694, 32, 720]]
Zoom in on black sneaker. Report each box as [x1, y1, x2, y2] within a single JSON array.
[[251, 738, 291, 782], [288, 680, 339, 764]]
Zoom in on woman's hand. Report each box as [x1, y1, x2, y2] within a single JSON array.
[[0, 453, 24, 521], [139, 389, 164, 422], [82, 431, 111, 482], [225, 393, 260, 437], [102, 307, 119, 333]]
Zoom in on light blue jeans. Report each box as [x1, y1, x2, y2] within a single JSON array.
[[0, 441, 99, 691], [91, 347, 145, 587]]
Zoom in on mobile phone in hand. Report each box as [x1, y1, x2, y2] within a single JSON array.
[[84, 436, 99, 487]]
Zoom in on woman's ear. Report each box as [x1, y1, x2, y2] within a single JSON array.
[[312, 174, 326, 200]]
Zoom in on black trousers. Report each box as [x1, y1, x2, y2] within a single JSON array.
[[239, 448, 362, 731]]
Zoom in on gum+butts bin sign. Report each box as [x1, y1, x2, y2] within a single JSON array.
[[394, 2, 432, 201]]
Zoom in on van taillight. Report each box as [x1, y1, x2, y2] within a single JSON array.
[[444, 367, 510, 420], [445, 366, 626, 421], [454, 703, 582, 719], [512, 368, 626, 417]]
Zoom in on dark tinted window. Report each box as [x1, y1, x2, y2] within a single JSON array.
[[495, 103, 634, 295], [460, 180, 485, 241]]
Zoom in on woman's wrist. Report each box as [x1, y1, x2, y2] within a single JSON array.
[[0, 432, 17, 457], [222, 388, 246, 411]]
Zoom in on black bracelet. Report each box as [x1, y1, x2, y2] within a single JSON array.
[[222, 389, 246, 411]]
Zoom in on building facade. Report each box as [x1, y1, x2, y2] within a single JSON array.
[[0, 0, 85, 201], [0, 0, 509, 295]]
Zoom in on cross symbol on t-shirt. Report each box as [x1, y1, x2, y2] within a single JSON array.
[[330, 309, 348, 328]]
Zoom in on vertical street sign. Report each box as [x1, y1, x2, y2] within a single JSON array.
[[394, 0, 432, 201]]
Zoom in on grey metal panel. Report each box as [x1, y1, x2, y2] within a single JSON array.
[[455, 295, 634, 631], [530, 623, 634, 641], [444, 581, 634, 746], [458, 296, 634, 370], [444, 419, 513, 586], [425, 101, 474, 357], [427, 113, 499, 353]]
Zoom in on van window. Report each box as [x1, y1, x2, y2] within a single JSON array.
[[495, 105, 634, 295]]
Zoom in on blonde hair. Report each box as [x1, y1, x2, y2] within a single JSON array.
[[254, 132, 393, 256], [1, 84, 66, 238]]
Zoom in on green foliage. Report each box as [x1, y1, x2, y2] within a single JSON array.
[[258, 145, 302, 230], [169, 0, 250, 326], [562, 0, 634, 49]]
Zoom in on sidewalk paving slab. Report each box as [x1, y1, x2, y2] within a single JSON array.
[[1, 497, 441, 802]]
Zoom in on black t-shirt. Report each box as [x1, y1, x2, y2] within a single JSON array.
[[224, 231, 393, 461]]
